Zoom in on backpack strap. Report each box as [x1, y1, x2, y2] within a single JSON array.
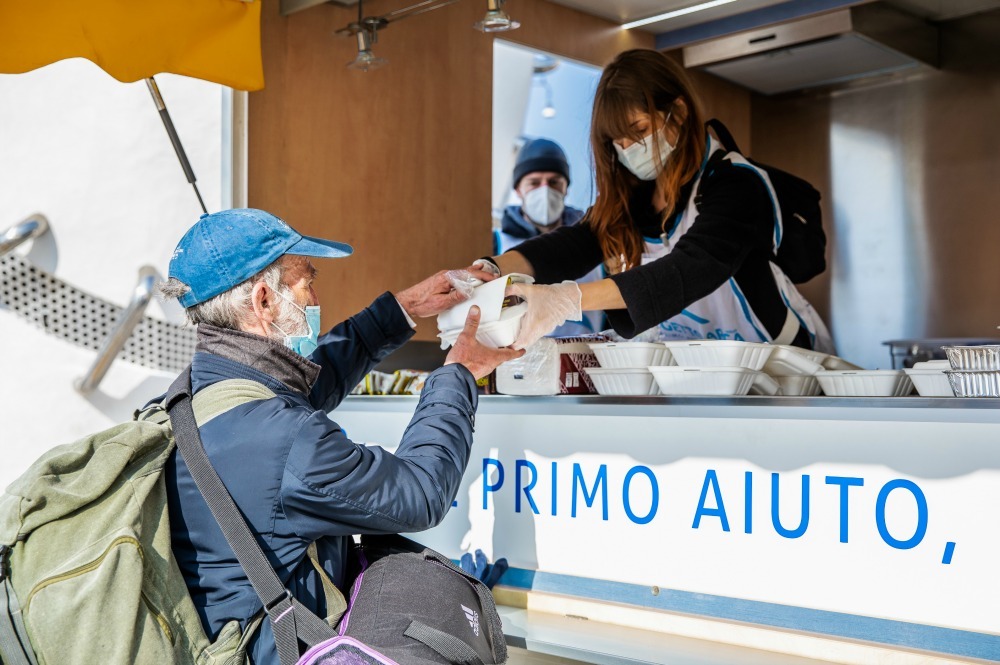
[[706, 118, 742, 154], [404, 621, 485, 665], [165, 368, 335, 665], [0, 552, 38, 665]]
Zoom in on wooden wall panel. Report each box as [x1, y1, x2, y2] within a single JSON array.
[[248, 1, 748, 341], [249, 0, 650, 340]]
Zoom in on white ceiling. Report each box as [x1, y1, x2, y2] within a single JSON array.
[[544, 0, 1000, 33]]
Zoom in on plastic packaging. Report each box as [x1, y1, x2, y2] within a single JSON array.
[[814, 370, 913, 397], [664, 341, 774, 371], [588, 342, 674, 369], [648, 366, 760, 396], [583, 368, 660, 396], [945, 370, 1000, 397], [942, 345, 1000, 371], [495, 336, 603, 396]]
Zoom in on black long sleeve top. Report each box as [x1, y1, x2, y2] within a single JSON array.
[[512, 153, 801, 342]]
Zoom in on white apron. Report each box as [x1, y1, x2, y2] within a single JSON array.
[[639, 137, 834, 353]]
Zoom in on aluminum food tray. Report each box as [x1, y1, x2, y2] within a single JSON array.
[[946, 369, 1000, 397], [943, 345, 1000, 371]]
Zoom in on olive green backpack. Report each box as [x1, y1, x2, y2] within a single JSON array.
[[0, 377, 283, 665]]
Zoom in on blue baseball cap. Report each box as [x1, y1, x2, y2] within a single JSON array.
[[168, 208, 353, 308]]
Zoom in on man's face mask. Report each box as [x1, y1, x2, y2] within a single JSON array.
[[614, 111, 674, 181], [271, 288, 321, 358], [522, 185, 565, 225]]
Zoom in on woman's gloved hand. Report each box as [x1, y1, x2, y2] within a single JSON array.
[[507, 281, 582, 350], [471, 257, 502, 279]]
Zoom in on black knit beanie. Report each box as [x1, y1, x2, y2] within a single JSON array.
[[512, 139, 570, 189]]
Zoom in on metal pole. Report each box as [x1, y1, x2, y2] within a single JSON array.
[[0, 215, 50, 257], [75, 266, 160, 395], [145, 77, 208, 214]]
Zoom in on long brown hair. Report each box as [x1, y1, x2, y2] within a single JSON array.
[[587, 49, 706, 272]]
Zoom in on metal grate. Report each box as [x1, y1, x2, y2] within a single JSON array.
[[0, 254, 196, 373]]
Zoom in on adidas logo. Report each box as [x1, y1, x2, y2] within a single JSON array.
[[461, 604, 480, 637]]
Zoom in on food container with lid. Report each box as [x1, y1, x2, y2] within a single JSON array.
[[762, 345, 824, 377], [663, 341, 774, 371], [436, 273, 533, 332], [583, 367, 660, 396], [588, 342, 675, 369], [648, 366, 760, 396], [438, 303, 526, 349], [814, 370, 913, 397], [748, 372, 782, 396], [945, 370, 1000, 397], [942, 345, 1000, 371], [816, 353, 864, 371], [903, 360, 955, 397], [774, 375, 822, 397]]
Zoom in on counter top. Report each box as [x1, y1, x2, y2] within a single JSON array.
[[342, 394, 1000, 423]]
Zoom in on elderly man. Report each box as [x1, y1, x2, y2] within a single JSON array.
[[158, 208, 521, 664]]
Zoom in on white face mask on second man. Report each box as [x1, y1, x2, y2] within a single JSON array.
[[615, 111, 674, 181], [522, 185, 565, 226]]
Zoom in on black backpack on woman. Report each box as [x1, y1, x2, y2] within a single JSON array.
[[707, 118, 827, 284]]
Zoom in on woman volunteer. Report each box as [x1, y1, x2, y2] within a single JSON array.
[[472, 49, 833, 353]]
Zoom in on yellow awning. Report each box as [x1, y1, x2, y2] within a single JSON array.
[[0, 0, 263, 91]]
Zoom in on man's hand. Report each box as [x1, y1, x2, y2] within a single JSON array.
[[445, 306, 525, 380], [395, 268, 497, 320]]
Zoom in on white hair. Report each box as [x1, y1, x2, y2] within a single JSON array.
[[158, 257, 307, 338]]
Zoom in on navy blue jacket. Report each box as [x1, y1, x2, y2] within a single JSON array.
[[163, 292, 478, 664]]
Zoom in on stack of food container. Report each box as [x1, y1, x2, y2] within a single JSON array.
[[582, 343, 675, 395], [651, 341, 777, 396], [942, 345, 1000, 397], [761, 345, 825, 396], [903, 360, 955, 397]]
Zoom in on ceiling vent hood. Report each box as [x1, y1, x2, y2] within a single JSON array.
[[682, 3, 940, 95]]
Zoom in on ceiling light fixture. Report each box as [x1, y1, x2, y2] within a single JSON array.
[[474, 0, 520, 32], [347, 24, 387, 71], [337, 0, 463, 71], [621, 0, 739, 30]]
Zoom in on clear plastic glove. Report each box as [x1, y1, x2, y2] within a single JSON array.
[[471, 258, 502, 279], [444, 269, 482, 299], [507, 281, 583, 350]]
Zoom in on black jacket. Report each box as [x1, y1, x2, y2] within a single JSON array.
[[512, 152, 811, 346]]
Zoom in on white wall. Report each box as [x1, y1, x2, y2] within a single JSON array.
[[0, 59, 224, 488]]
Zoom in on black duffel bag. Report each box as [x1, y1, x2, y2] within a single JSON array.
[[300, 535, 508, 665]]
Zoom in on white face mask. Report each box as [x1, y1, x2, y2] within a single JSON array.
[[614, 112, 675, 181], [522, 185, 565, 225]]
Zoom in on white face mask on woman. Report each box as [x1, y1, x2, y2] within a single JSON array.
[[522, 185, 565, 225], [614, 111, 674, 181]]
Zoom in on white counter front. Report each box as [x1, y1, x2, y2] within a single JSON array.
[[333, 396, 1000, 663]]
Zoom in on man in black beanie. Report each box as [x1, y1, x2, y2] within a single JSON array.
[[496, 138, 585, 254], [495, 138, 601, 335]]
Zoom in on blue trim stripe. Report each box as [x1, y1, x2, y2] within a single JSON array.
[[728, 278, 769, 342], [680, 309, 710, 325], [643, 234, 664, 245], [730, 162, 782, 250], [496, 567, 1000, 662]]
